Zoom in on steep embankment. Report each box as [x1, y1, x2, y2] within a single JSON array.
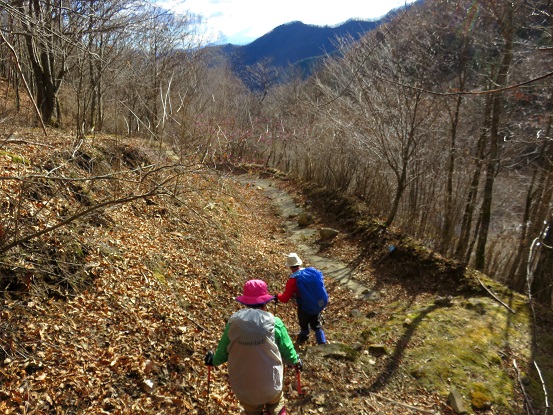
[[1, 131, 551, 414]]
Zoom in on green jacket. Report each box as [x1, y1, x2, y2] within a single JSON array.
[[213, 308, 298, 406]]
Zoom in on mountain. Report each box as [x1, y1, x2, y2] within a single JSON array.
[[207, 19, 382, 88], [236, 19, 379, 67], [205, 1, 422, 88]]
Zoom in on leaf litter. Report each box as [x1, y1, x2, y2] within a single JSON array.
[[1, 129, 551, 415]]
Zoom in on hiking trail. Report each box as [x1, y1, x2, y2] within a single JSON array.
[[236, 175, 379, 302]]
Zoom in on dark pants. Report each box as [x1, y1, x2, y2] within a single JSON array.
[[297, 308, 326, 344]]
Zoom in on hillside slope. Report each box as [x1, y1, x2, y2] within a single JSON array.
[[1, 130, 551, 414]]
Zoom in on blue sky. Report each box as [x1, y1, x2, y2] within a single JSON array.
[[166, 0, 417, 45]]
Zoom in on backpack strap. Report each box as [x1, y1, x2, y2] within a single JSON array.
[[290, 268, 304, 279]]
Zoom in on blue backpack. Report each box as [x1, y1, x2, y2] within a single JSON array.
[[294, 267, 328, 315]]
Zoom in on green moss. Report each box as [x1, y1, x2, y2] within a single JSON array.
[[360, 328, 376, 342], [340, 343, 360, 361], [406, 312, 420, 321], [470, 383, 493, 410], [410, 365, 427, 379], [0, 150, 30, 165], [398, 298, 528, 412], [488, 353, 502, 366], [153, 271, 166, 284]]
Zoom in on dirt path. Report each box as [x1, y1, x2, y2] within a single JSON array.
[[236, 175, 378, 301]]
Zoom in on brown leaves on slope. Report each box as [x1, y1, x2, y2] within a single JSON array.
[[0, 130, 295, 414], [3, 130, 528, 415]]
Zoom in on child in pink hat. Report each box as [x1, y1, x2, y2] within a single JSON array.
[[205, 279, 302, 415]]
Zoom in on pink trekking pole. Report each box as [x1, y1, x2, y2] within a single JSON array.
[[295, 364, 302, 395]]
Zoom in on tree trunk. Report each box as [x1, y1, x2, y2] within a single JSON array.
[[20, 0, 65, 126], [386, 160, 408, 227], [385, 91, 422, 227], [474, 5, 514, 272], [509, 169, 538, 292], [455, 94, 491, 261], [509, 114, 553, 292], [530, 212, 553, 307], [30, 57, 58, 125], [441, 35, 470, 255], [528, 114, 553, 240], [474, 90, 501, 271], [441, 92, 463, 254]]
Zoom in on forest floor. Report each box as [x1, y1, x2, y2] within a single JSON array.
[[0, 128, 552, 415]]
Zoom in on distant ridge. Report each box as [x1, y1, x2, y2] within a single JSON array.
[[238, 20, 379, 67], [205, 3, 416, 89]]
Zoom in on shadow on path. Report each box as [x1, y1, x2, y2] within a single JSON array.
[[360, 303, 441, 393]]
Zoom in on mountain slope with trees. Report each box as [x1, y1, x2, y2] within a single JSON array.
[[241, 0, 553, 303], [204, 2, 418, 89], [222, 20, 379, 72], [1, 0, 552, 413], [205, 19, 384, 90]]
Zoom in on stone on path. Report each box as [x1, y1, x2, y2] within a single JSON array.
[[319, 227, 339, 240], [448, 388, 467, 414], [297, 212, 314, 226], [306, 342, 359, 362]]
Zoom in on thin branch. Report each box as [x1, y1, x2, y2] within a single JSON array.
[[533, 361, 550, 414], [117, 99, 158, 139], [513, 359, 536, 415], [1, 138, 55, 148], [370, 392, 437, 414], [0, 165, 156, 182], [372, 70, 553, 97], [526, 233, 548, 414], [474, 273, 516, 314], [0, 188, 168, 255], [1, 163, 200, 183]]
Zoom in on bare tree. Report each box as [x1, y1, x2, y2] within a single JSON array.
[[1, 0, 153, 129], [4, 0, 78, 125], [472, 1, 516, 271], [529, 211, 553, 306]]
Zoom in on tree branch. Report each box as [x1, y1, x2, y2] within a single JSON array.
[[513, 359, 536, 415], [475, 273, 516, 314], [533, 360, 550, 413], [1, 137, 55, 148], [0, 188, 168, 255]]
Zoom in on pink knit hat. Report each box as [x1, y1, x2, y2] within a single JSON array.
[[235, 279, 275, 306]]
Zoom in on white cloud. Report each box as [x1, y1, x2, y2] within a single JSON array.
[[168, 0, 416, 45]]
